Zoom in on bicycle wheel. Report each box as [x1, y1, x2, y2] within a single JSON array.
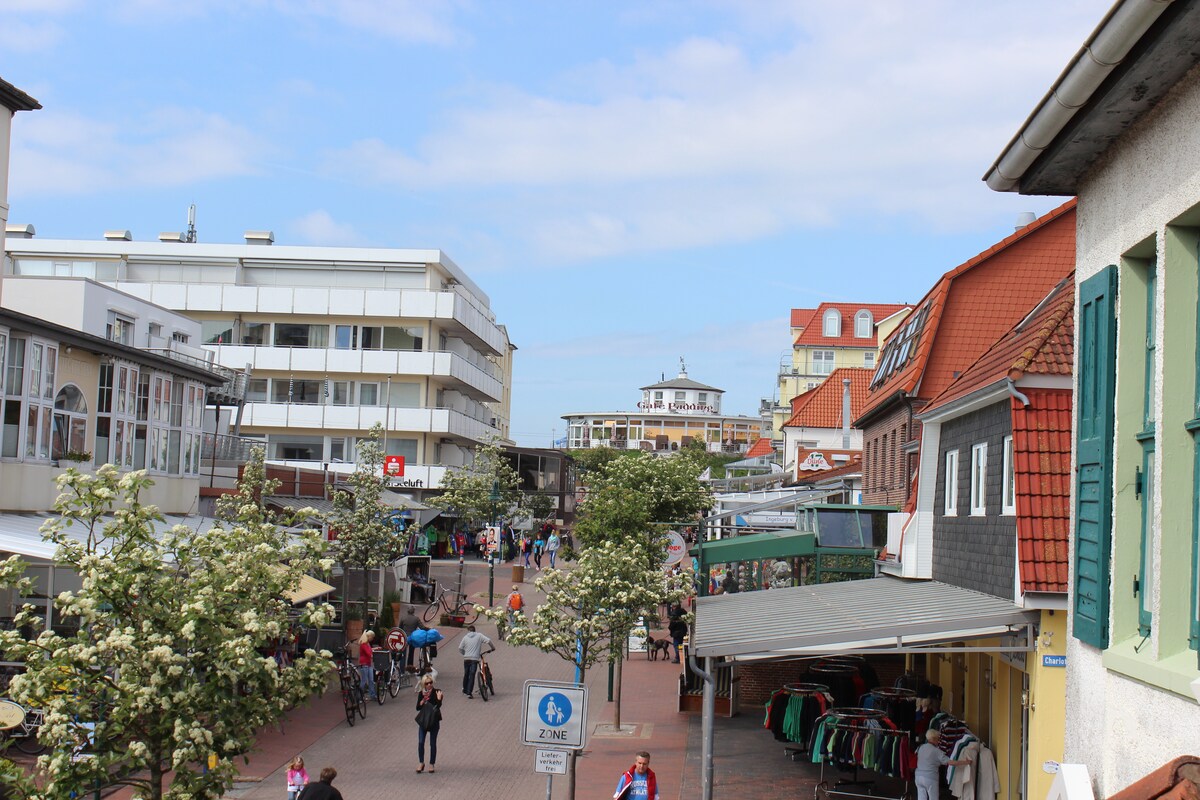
[[421, 601, 441, 623], [477, 673, 489, 701], [387, 665, 402, 698], [13, 729, 42, 755], [376, 674, 387, 706], [356, 686, 368, 719], [344, 692, 356, 727], [456, 601, 480, 625]]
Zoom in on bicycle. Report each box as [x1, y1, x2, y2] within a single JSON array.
[[333, 648, 367, 726], [371, 648, 391, 706], [422, 587, 479, 624], [0, 699, 45, 755], [381, 647, 409, 698], [477, 655, 494, 701]]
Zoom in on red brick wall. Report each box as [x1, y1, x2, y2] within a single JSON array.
[[862, 401, 922, 507]]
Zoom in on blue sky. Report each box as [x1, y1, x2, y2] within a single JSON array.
[[3, 1, 1100, 447]]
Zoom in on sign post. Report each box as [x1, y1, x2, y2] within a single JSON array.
[[523, 680, 588, 800]]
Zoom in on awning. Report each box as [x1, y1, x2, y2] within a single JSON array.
[[285, 574, 336, 605], [692, 576, 1038, 661], [268, 497, 337, 516], [690, 530, 816, 563], [0, 512, 223, 561]]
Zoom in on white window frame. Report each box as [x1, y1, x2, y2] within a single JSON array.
[[106, 310, 135, 345], [823, 309, 841, 337], [813, 350, 835, 375], [944, 450, 959, 516], [970, 442, 988, 516], [855, 310, 873, 338], [864, 351, 876, 369], [1001, 435, 1015, 515]]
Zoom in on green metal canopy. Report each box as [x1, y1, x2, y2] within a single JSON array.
[[689, 530, 816, 563]]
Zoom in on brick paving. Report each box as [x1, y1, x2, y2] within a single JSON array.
[[129, 555, 881, 800]]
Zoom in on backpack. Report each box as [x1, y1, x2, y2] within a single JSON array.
[[508, 592, 523, 610]]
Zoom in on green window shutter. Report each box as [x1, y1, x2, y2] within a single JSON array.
[[1074, 265, 1118, 648]]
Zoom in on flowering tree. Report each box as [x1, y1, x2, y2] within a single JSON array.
[[328, 424, 407, 614], [0, 458, 333, 800], [432, 437, 530, 530], [482, 538, 684, 800]]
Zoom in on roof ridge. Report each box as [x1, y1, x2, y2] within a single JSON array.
[[1009, 296, 1074, 379]]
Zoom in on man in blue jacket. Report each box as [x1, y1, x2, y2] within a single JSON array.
[[613, 751, 658, 800]]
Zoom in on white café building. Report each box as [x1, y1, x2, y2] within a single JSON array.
[[563, 367, 761, 453]]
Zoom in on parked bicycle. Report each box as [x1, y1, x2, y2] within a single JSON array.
[[333, 647, 367, 726], [379, 645, 410, 698], [0, 699, 45, 755], [422, 587, 479, 624]]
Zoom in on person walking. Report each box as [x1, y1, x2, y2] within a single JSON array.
[[415, 673, 444, 774], [458, 624, 495, 700], [296, 767, 342, 800], [532, 528, 546, 570], [613, 751, 659, 799], [521, 533, 532, 568], [667, 604, 688, 664], [357, 630, 377, 700], [285, 756, 308, 800], [398, 604, 426, 669], [502, 584, 525, 639], [546, 528, 561, 569]]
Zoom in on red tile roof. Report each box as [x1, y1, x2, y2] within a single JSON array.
[[1107, 756, 1200, 800], [782, 368, 873, 430], [922, 273, 1074, 414], [793, 302, 911, 348], [859, 199, 1077, 421], [791, 308, 817, 329], [745, 438, 775, 459], [1013, 389, 1072, 593]]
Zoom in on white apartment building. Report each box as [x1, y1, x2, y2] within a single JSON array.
[[2, 230, 514, 491]]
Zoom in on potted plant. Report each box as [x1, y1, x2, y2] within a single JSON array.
[[382, 589, 404, 628], [57, 449, 93, 470]]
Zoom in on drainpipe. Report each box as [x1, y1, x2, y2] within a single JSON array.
[[1007, 379, 1031, 407], [687, 639, 715, 800]]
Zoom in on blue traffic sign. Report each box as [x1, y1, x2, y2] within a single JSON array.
[[523, 681, 588, 749], [538, 692, 572, 726]]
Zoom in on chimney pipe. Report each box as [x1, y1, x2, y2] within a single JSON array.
[[158, 232, 186, 243], [4, 224, 35, 239], [1015, 211, 1037, 231], [104, 230, 132, 241], [842, 377, 852, 449], [244, 230, 274, 245]]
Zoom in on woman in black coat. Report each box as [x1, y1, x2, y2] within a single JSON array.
[[415, 673, 444, 773]]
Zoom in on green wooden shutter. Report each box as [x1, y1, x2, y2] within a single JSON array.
[[1074, 266, 1118, 648]]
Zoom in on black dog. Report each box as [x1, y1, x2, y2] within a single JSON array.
[[647, 636, 672, 661]]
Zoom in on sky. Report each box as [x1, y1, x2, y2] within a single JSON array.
[[2, 1, 1102, 447]]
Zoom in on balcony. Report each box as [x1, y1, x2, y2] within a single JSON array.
[[202, 432, 262, 464]]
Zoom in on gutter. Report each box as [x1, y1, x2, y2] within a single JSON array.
[[983, 0, 1173, 192]]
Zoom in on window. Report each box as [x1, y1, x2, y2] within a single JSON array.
[[241, 322, 269, 346], [52, 385, 88, 459], [96, 362, 140, 468], [331, 381, 353, 406], [358, 383, 379, 405], [698, 392, 707, 405], [273, 379, 323, 404], [106, 311, 134, 345], [22, 341, 56, 460], [969, 443, 987, 515], [823, 309, 841, 337], [674, 392, 686, 403], [813, 350, 835, 375], [944, 450, 959, 516], [654, 391, 663, 402], [202, 319, 234, 345], [864, 351, 876, 369], [246, 379, 268, 402], [1138, 446, 1156, 636], [1001, 436, 1015, 515], [855, 310, 873, 338], [1, 335, 21, 458], [171, 331, 190, 344], [273, 324, 329, 348]]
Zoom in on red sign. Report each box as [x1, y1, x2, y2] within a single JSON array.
[[386, 627, 408, 652], [383, 456, 405, 476]]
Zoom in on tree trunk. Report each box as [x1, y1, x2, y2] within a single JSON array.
[[613, 650, 623, 730], [567, 748, 577, 800], [149, 742, 164, 800]]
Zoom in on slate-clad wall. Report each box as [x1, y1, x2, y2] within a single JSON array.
[[932, 401, 1016, 599]]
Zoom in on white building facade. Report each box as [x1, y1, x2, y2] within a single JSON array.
[[2, 232, 514, 490], [563, 368, 761, 453]]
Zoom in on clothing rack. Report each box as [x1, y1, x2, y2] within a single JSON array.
[[765, 682, 834, 757], [810, 708, 911, 800], [858, 686, 917, 732]]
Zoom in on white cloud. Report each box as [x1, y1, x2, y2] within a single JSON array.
[[10, 108, 269, 195], [322, 1, 1096, 262], [0, 19, 68, 52], [287, 210, 365, 246]]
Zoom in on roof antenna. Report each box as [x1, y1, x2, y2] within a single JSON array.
[[185, 203, 198, 243]]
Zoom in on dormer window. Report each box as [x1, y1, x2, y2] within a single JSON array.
[[855, 310, 873, 338], [823, 309, 841, 337]]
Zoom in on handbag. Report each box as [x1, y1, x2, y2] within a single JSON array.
[[428, 642, 438, 659], [415, 701, 441, 729]]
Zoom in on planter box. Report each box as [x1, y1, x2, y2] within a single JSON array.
[[440, 613, 466, 628]]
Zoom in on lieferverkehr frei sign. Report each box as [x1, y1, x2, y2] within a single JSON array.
[[522, 680, 588, 749]]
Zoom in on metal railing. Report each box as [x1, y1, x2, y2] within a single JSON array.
[[201, 432, 261, 463]]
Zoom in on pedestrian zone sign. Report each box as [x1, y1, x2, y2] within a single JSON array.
[[522, 680, 587, 749]]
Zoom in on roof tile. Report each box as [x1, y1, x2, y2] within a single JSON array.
[[1013, 388, 1072, 593], [793, 302, 911, 348], [782, 368, 874, 430]]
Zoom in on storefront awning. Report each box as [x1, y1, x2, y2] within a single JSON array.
[[692, 576, 1037, 661], [0, 512, 223, 561], [285, 574, 336, 605], [690, 530, 816, 563]]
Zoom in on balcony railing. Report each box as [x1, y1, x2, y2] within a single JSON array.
[[202, 432, 262, 463]]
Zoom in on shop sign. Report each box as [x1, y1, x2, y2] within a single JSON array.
[[1042, 654, 1066, 668], [383, 455, 405, 476], [636, 401, 717, 414], [664, 531, 687, 565], [387, 477, 424, 488]]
